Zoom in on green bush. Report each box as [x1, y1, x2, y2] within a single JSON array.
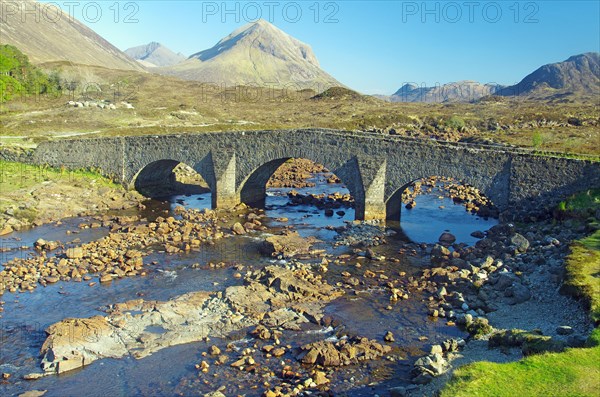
[[445, 115, 466, 131], [532, 131, 544, 148]]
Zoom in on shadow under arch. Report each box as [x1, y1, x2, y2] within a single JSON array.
[[133, 159, 210, 198]]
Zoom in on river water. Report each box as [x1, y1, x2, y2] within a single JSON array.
[[0, 174, 497, 397]]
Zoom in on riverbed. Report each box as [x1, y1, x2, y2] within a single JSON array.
[[0, 174, 498, 397]]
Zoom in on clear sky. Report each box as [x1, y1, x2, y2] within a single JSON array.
[[39, 0, 600, 94]]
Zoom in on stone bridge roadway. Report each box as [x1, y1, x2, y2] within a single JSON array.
[[32, 129, 600, 221]]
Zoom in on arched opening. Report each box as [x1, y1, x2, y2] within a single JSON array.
[[133, 160, 210, 200], [241, 158, 354, 232], [387, 176, 499, 245]]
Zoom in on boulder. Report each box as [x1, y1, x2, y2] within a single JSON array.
[[470, 230, 485, 239], [510, 233, 530, 253], [312, 370, 329, 386], [384, 331, 395, 342], [439, 232, 456, 244], [18, 391, 47, 397], [259, 231, 319, 257], [556, 326, 574, 335], [204, 392, 226, 397], [231, 222, 246, 235], [40, 316, 127, 374], [494, 272, 517, 291], [466, 317, 493, 338]]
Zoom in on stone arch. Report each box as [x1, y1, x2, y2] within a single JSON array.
[[385, 175, 501, 222], [239, 158, 291, 208], [238, 157, 359, 213], [132, 159, 210, 198]]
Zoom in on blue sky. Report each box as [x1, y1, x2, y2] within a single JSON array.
[[40, 1, 600, 94]]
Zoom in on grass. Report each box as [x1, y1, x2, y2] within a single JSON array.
[[562, 189, 600, 214], [0, 160, 119, 193], [562, 230, 600, 324], [440, 329, 600, 397], [556, 189, 599, 325]]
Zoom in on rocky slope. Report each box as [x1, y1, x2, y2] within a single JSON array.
[[0, 0, 143, 70], [158, 19, 341, 90], [124, 42, 186, 67]]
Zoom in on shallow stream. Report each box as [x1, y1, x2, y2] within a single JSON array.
[[0, 174, 497, 396]]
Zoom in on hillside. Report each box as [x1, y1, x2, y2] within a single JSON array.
[[0, 0, 143, 71], [498, 52, 600, 99]]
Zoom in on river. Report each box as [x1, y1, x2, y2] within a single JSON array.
[[0, 173, 497, 397]]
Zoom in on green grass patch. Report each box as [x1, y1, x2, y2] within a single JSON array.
[[555, 189, 600, 221], [12, 207, 38, 223], [440, 329, 600, 397], [562, 230, 600, 324], [0, 160, 119, 193], [558, 189, 600, 323], [562, 189, 600, 214]]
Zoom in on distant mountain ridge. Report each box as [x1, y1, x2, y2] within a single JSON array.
[[125, 42, 186, 68], [379, 81, 503, 103], [158, 19, 341, 90], [381, 52, 599, 103], [498, 52, 600, 98], [0, 0, 143, 71]]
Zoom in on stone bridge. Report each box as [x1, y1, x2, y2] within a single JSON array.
[[32, 129, 600, 221]]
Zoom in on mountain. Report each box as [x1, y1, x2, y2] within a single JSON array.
[[0, 0, 143, 71], [125, 42, 186, 68], [158, 19, 341, 90], [498, 52, 600, 98], [379, 81, 502, 103]]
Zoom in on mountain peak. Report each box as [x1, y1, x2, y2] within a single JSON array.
[[252, 18, 271, 27], [162, 20, 340, 90], [125, 42, 186, 68], [499, 52, 599, 97], [191, 18, 319, 66], [566, 52, 599, 63]]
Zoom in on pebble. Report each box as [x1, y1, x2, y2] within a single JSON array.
[[384, 331, 395, 342]]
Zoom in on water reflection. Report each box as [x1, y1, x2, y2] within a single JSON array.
[[399, 194, 498, 245]]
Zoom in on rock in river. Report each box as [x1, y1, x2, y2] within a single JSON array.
[[259, 231, 320, 258], [39, 264, 341, 375]]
